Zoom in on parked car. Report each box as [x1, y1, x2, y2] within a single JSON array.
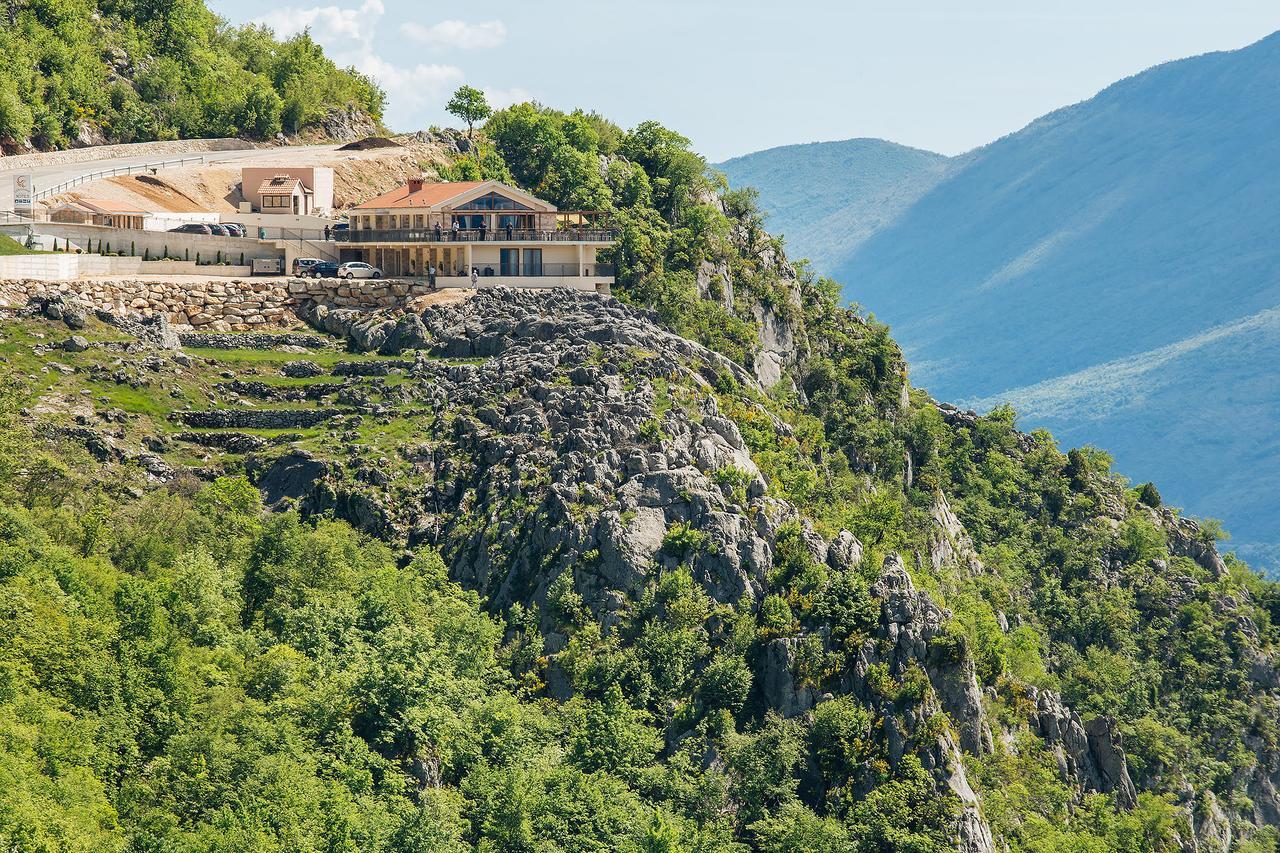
[[337, 261, 382, 280], [308, 262, 339, 278], [292, 257, 325, 276], [169, 223, 212, 234], [208, 224, 230, 237], [221, 222, 246, 237], [331, 221, 349, 233]]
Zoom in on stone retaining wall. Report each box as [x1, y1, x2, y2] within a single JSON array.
[[0, 276, 434, 331]]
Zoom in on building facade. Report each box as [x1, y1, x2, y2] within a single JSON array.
[[339, 179, 615, 291], [240, 167, 335, 216], [49, 198, 150, 230]]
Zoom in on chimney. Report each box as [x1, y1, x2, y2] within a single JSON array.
[[407, 176, 425, 193]]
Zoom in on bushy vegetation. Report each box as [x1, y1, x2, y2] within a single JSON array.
[[0, 0, 383, 149], [3, 92, 1280, 850]]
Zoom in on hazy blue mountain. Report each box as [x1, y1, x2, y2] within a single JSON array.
[[721, 31, 1280, 568], [715, 139, 954, 273]]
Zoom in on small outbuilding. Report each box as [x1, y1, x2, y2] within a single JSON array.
[[49, 197, 150, 230]]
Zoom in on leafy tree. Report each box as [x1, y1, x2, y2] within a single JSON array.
[[446, 84, 491, 140]]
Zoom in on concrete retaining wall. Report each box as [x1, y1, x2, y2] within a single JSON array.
[[0, 221, 280, 264], [0, 253, 253, 280]]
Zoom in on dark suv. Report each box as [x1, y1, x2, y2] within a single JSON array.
[[308, 262, 339, 278]]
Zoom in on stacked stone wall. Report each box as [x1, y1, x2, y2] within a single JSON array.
[[0, 276, 432, 331]]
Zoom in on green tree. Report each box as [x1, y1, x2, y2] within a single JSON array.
[[446, 84, 491, 139]]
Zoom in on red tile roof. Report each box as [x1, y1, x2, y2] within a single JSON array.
[[355, 181, 486, 210], [257, 177, 306, 195]]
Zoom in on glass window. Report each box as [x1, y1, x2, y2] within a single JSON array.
[[455, 191, 533, 211], [500, 248, 520, 275], [522, 248, 542, 276]]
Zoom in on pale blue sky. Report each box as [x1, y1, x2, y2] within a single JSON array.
[[209, 0, 1280, 161]]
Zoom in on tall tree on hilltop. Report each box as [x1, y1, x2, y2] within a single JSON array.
[[446, 84, 491, 141]]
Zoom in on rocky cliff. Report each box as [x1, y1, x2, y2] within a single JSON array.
[[7, 275, 1280, 850]]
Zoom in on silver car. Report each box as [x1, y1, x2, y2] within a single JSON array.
[[337, 261, 383, 280]]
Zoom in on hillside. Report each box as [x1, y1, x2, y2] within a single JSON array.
[[0, 0, 384, 152], [2, 104, 1280, 852], [719, 32, 1280, 567], [39, 134, 463, 217], [715, 139, 954, 272]]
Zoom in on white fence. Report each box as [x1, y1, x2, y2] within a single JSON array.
[[0, 253, 253, 280]]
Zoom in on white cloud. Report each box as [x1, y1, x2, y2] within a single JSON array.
[[483, 86, 535, 110], [400, 19, 507, 50], [253, 0, 466, 130], [359, 55, 465, 112], [256, 0, 384, 47]]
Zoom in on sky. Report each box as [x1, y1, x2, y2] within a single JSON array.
[[207, 0, 1280, 162]]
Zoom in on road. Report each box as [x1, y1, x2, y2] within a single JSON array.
[[0, 143, 340, 210]]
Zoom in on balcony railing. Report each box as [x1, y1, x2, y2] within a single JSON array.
[[443, 263, 615, 278], [335, 227, 617, 244]]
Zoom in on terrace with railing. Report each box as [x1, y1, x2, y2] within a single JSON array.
[[335, 226, 617, 244]]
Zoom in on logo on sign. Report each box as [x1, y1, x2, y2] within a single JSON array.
[[13, 174, 33, 210]]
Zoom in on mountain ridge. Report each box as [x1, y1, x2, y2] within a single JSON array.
[[716, 29, 1280, 566]]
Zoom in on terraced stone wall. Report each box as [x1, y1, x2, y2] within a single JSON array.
[[0, 276, 434, 331]]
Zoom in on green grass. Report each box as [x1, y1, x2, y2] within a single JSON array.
[[0, 234, 40, 255], [185, 347, 386, 367]]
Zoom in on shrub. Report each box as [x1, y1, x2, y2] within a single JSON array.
[[637, 417, 665, 445], [661, 521, 707, 561], [712, 465, 752, 506], [1137, 482, 1162, 508], [758, 594, 794, 637]]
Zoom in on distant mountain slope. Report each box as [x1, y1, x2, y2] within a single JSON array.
[[723, 31, 1280, 565], [714, 139, 954, 272]]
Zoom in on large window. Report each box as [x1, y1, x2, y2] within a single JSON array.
[[455, 192, 532, 211], [522, 248, 542, 276], [500, 248, 520, 275]]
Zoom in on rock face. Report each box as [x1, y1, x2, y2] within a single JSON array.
[[856, 557, 996, 853], [250, 450, 330, 506], [224, 288, 1217, 851], [1028, 688, 1138, 808]]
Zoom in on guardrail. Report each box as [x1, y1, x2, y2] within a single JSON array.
[[335, 227, 618, 244], [450, 263, 616, 278], [32, 155, 206, 201]]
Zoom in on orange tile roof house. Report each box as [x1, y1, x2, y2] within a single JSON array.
[[241, 167, 334, 215], [340, 179, 615, 292]]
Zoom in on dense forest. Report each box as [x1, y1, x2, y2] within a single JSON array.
[[0, 0, 383, 150], [3, 96, 1280, 852]]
